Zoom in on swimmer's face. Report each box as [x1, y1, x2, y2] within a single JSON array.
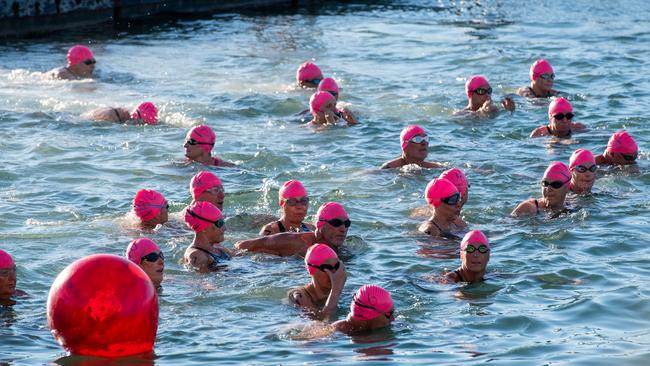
[[435, 195, 462, 218], [541, 179, 569, 203], [281, 196, 309, 223], [461, 243, 490, 273], [70, 58, 95, 78], [317, 216, 349, 249], [184, 133, 209, 159], [140, 253, 164, 288], [605, 150, 637, 166], [197, 185, 225, 211], [0, 265, 17, 300], [549, 112, 572, 136], [571, 164, 596, 189], [534, 73, 554, 92], [300, 73, 324, 89], [404, 134, 429, 161], [469, 83, 491, 105]]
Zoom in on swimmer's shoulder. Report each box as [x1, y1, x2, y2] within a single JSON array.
[[288, 286, 315, 308], [530, 125, 549, 138], [418, 220, 439, 236], [260, 221, 280, 236], [381, 158, 404, 169], [511, 198, 538, 217]]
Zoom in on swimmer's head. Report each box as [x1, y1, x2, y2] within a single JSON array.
[[317, 78, 340, 99], [190, 171, 223, 200], [0, 249, 14, 270], [399, 124, 427, 152], [530, 59, 554, 81], [439, 168, 468, 197], [304, 243, 339, 276], [606, 131, 638, 155], [460, 230, 489, 251], [569, 148, 596, 171], [425, 178, 459, 208], [131, 102, 158, 125], [67, 45, 94, 67], [132, 189, 168, 222], [465, 75, 490, 98], [350, 284, 394, 321], [126, 238, 161, 264], [279, 180, 308, 207], [316, 202, 349, 229], [296, 62, 324, 87], [548, 97, 572, 118], [543, 162, 571, 186], [184, 201, 223, 233], [309, 91, 336, 116], [186, 125, 216, 153]]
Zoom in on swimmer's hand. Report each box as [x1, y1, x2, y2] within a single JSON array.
[[501, 96, 516, 112], [319, 263, 347, 320], [324, 112, 337, 124], [479, 98, 498, 115], [339, 108, 358, 125], [234, 240, 251, 251]]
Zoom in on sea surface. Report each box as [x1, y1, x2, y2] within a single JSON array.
[[1, 0, 650, 364]]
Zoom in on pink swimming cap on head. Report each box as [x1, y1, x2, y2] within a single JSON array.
[[131, 102, 158, 125], [190, 171, 222, 200], [126, 238, 161, 264], [316, 202, 348, 229], [399, 125, 427, 152], [548, 97, 572, 117], [0, 249, 15, 269], [425, 178, 459, 208], [309, 91, 335, 115], [530, 59, 554, 81], [606, 131, 638, 154], [569, 148, 596, 170], [350, 284, 393, 321], [188, 125, 216, 153], [460, 230, 489, 250], [439, 168, 468, 196], [465, 75, 489, 97], [184, 201, 222, 233], [543, 162, 571, 184], [296, 61, 323, 83], [67, 45, 94, 67], [279, 180, 308, 207], [132, 189, 166, 221], [317, 77, 339, 94], [304, 243, 339, 276]]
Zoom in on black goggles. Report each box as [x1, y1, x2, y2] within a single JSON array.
[[283, 197, 309, 207], [441, 192, 461, 205], [539, 73, 555, 80], [471, 87, 492, 95], [622, 152, 638, 161], [319, 218, 351, 228], [307, 261, 340, 272], [188, 209, 225, 228], [553, 112, 574, 120], [574, 165, 597, 173], [541, 179, 570, 189], [83, 59, 96, 65], [141, 251, 164, 262], [185, 138, 214, 146]]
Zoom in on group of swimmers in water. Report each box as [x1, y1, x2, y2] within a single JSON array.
[[0, 45, 641, 336]]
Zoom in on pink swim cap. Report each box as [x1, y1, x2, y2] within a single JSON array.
[[184, 201, 223, 233], [279, 180, 308, 207], [296, 61, 323, 83], [530, 59, 554, 81], [126, 238, 161, 264], [460, 230, 489, 251], [548, 97, 572, 117], [188, 125, 216, 153], [0, 249, 15, 269], [316, 202, 348, 229], [543, 162, 571, 185], [309, 91, 335, 115], [606, 131, 638, 154], [317, 77, 339, 94], [304, 243, 339, 276], [399, 125, 427, 152], [131, 102, 158, 125], [465, 75, 489, 97], [132, 189, 167, 221], [569, 148, 596, 170], [67, 45, 94, 67], [190, 171, 222, 200], [439, 168, 468, 196], [350, 284, 394, 321], [424, 178, 459, 208]]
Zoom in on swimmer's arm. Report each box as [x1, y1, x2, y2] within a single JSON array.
[[319, 264, 347, 321], [501, 96, 516, 112], [529, 126, 548, 138], [511, 200, 537, 217], [235, 232, 309, 257], [516, 87, 534, 98], [420, 161, 445, 169], [594, 154, 606, 165], [571, 122, 587, 131]]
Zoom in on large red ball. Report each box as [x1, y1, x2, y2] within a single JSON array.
[[47, 254, 158, 357]]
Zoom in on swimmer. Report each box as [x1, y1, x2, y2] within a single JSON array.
[[0, 249, 23, 306], [183, 201, 234, 273], [439, 168, 469, 228], [132, 189, 169, 230], [569, 148, 597, 194], [595, 131, 638, 166], [296, 61, 324, 89], [183, 125, 235, 167], [190, 171, 225, 211], [517, 59, 560, 98], [317, 77, 358, 124], [419, 178, 464, 238], [443, 230, 490, 284], [48, 45, 96, 80], [530, 97, 586, 138], [511, 162, 571, 217], [81, 102, 158, 125], [287, 244, 347, 320], [381, 125, 444, 169], [309, 91, 358, 126], [126, 238, 165, 289], [455, 75, 515, 117], [235, 202, 350, 257], [260, 180, 316, 235], [332, 285, 395, 334]]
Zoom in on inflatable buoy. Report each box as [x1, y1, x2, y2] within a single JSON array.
[[47, 254, 158, 357]]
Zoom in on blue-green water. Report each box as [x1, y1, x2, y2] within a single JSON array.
[[2, 1, 650, 364]]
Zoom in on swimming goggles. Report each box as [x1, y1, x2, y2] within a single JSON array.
[[185, 138, 214, 146], [574, 165, 597, 173], [622, 152, 638, 161], [465, 244, 489, 254], [187, 209, 225, 228], [307, 261, 340, 272], [539, 73, 555, 80], [319, 218, 351, 228], [328, 91, 338, 98], [553, 112, 574, 120], [308, 78, 322, 85], [409, 135, 429, 144], [0, 265, 16, 276], [471, 87, 492, 95], [441, 192, 460, 205], [83, 59, 96, 65], [141, 251, 164, 263], [283, 197, 309, 207], [541, 179, 570, 189]]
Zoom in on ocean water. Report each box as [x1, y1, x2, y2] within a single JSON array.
[[1, 0, 650, 364]]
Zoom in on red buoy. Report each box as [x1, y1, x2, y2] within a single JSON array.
[[47, 254, 158, 357]]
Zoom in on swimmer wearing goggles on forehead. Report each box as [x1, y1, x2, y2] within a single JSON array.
[[530, 97, 586, 138], [511, 162, 572, 217], [381, 125, 445, 169], [455, 75, 515, 117], [260, 180, 316, 236], [517, 59, 561, 98], [48, 45, 96, 80], [287, 244, 347, 321], [442, 230, 491, 284]]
